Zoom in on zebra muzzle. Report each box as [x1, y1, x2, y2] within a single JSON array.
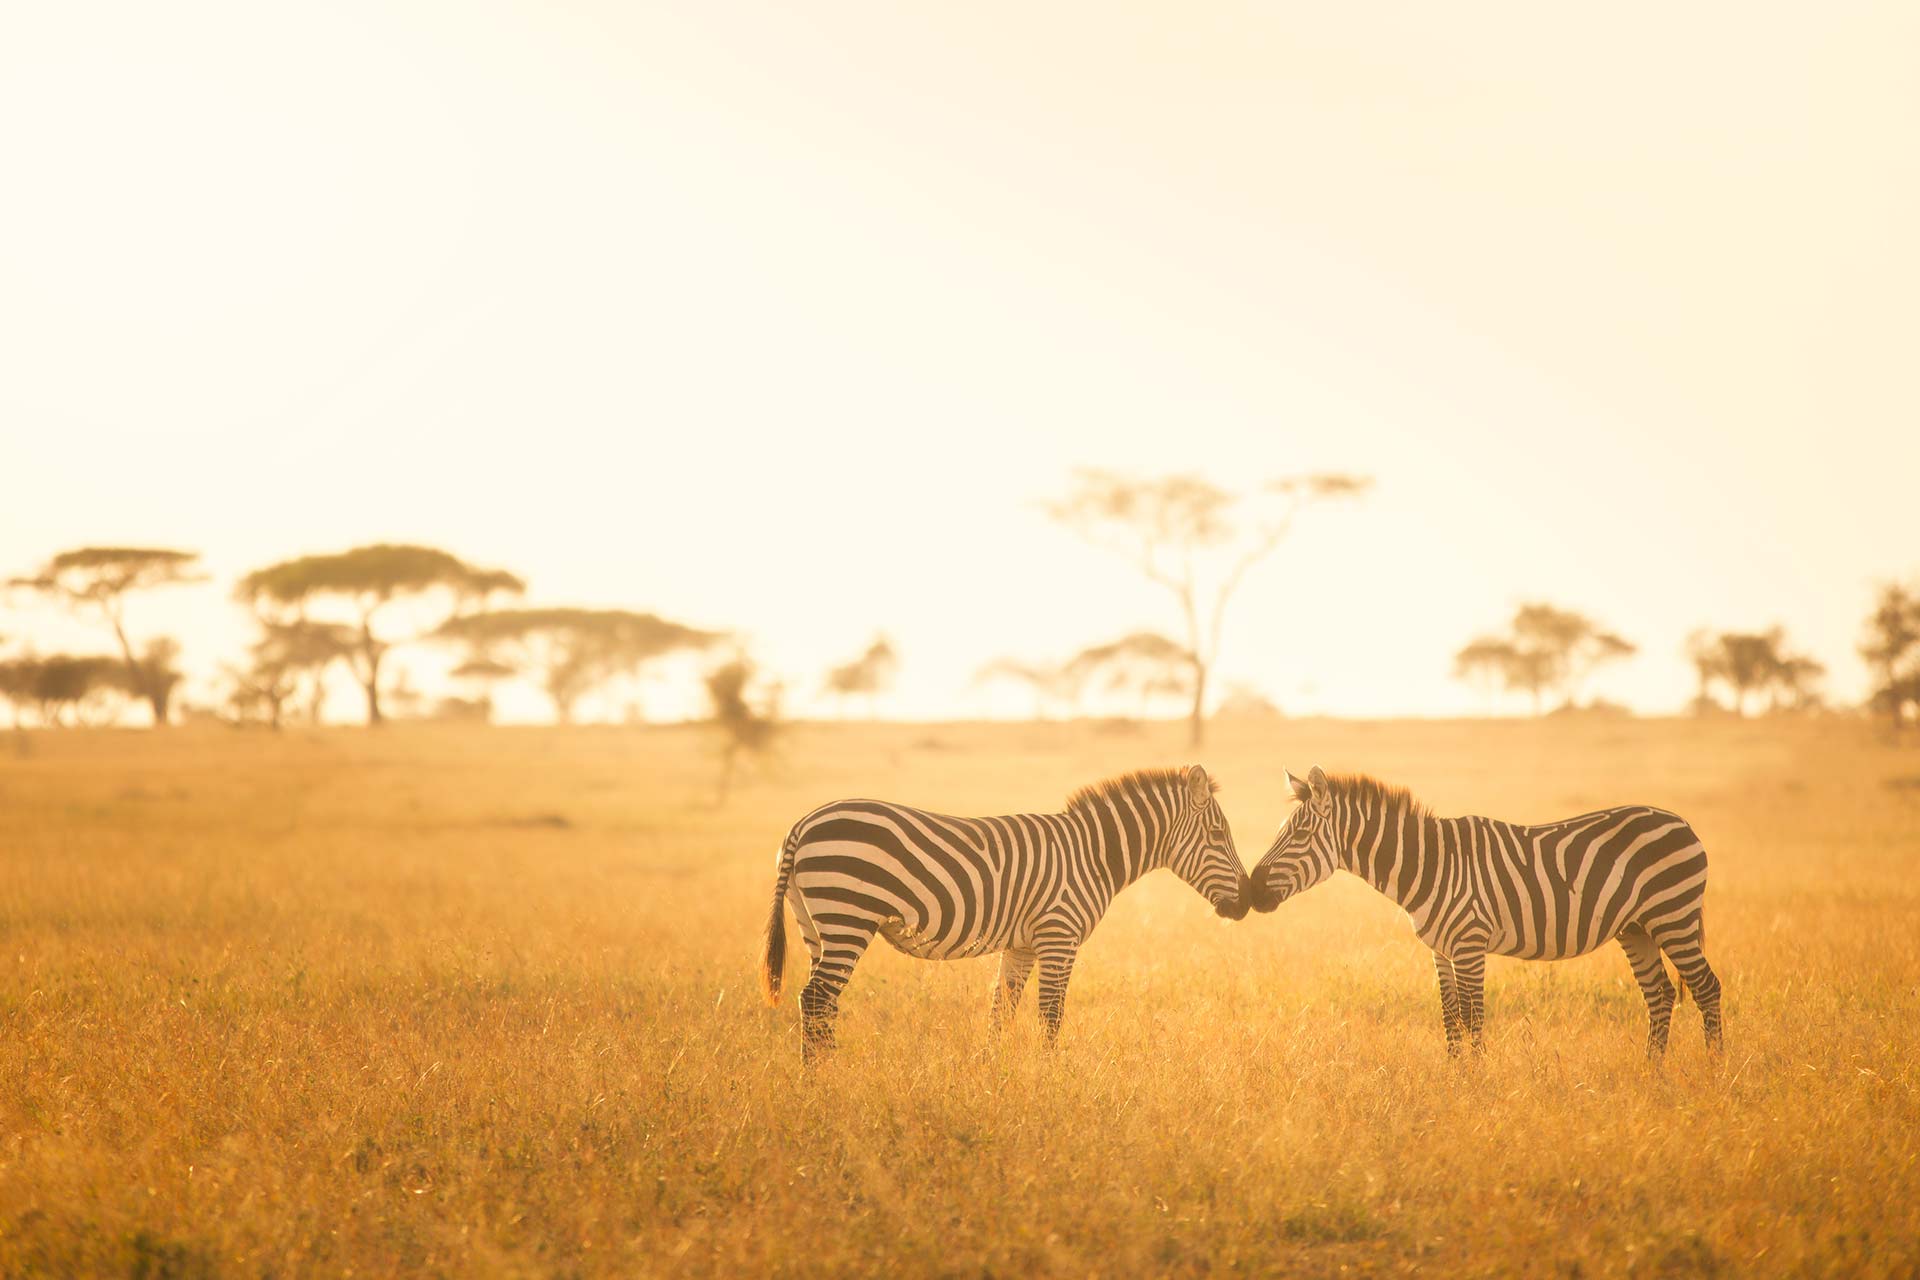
[[1246, 874, 1282, 913]]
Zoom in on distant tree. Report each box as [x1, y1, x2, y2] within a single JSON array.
[[1047, 469, 1369, 745], [1064, 631, 1196, 721], [1860, 583, 1920, 731], [972, 657, 1073, 721], [705, 656, 780, 804], [1683, 629, 1731, 713], [10, 547, 202, 726], [1684, 627, 1826, 717], [434, 607, 723, 724], [0, 654, 130, 727], [1712, 630, 1783, 717], [448, 657, 518, 723], [1453, 636, 1517, 715], [1454, 603, 1635, 715], [823, 636, 898, 719], [1767, 652, 1826, 713], [1214, 682, 1283, 719], [224, 620, 356, 728], [236, 544, 523, 725]]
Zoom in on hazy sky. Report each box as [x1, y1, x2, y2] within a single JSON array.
[[3, 1, 1916, 720]]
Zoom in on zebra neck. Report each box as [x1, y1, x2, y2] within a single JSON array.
[[1337, 800, 1457, 907], [1071, 797, 1168, 896]]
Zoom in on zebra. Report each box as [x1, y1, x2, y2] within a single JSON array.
[[1247, 766, 1722, 1057], [760, 765, 1251, 1060]]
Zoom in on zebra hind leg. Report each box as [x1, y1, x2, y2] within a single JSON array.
[[1616, 924, 1676, 1058], [990, 948, 1036, 1037], [796, 916, 877, 1065], [1451, 948, 1488, 1053], [1034, 944, 1079, 1048], [1655, 921, 1723, 1053], [1433, 952, 1465, 1056]]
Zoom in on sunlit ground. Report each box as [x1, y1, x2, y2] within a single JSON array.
[[1, 717, 1916, 1276]]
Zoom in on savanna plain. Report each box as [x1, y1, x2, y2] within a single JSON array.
[[1, 717, 1917, 1278]]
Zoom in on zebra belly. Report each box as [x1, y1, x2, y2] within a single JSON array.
[[878, 916, 999, 960]]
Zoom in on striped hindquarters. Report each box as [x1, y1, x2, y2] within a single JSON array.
[[787, 800, 1065, 962], [1486, 805, 1707, 959]]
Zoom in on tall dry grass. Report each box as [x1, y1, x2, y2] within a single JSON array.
[[1, 717, 1916, 1276]]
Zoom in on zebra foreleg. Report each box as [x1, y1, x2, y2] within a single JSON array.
[[797, 920, 876, 1065], [989, 948, 1036, 1036], [1035, 945, 1079, 1048], [1617, 924, 1676, 1057], [1451, 948, 1488, 1053], [1433, 952, 1465, 1056]]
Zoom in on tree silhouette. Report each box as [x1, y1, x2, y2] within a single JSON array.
[[1452, 604, 1635, 715], [970, 656, 1087, 721], [705, 656, 780, 805], [224, 620, 356, 728], [1683, 629, 1731, 713], [236, 544, 522, 725], [1047, 469, 1369, 745], [823, 636, 898, 719], [435, 607, 723, 724], [1453, 636, 1516, 715], [0, 654, 129, 727], [1768, 652, 1825, 713], [10, 547, 201, 726], [1860, 583, 1920, 731], [1063, 631, 1196, 721], [448, 657, 518, 723], [1687, 627, 1825, 716]]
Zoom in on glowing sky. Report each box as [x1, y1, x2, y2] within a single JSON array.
[[3, 2, 1916, 720]]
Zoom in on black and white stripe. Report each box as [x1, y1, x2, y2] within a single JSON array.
[[1248, 767, 1722, 1056], [761, 765, 1250, 1059]]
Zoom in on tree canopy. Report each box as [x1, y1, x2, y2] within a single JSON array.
[[1452, 603, 1635, 715], [1047, 469, 1368, 744], [1685, 627, 1826, 716], [435, 607, 723, 723], [823, 637, 898, 716], [11, 546, 201, 725], [1860, 584, 1920, 729], [237, 544, 523, 725]]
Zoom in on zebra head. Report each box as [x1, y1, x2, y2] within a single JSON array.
[[1165, 764, 1252, 920], [1248, 766, 1339, 913]]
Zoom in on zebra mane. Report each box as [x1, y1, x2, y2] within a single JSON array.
[[1065, 767, 1213, 814], [1326, 772, 1430, 820]]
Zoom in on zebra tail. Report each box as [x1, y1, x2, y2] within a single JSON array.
[[761, 830, 799, 1005]]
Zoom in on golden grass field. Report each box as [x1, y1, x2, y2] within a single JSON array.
[[2, 716, 1917, 1277]]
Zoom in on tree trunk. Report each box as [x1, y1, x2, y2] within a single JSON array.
[[362, 652, 384, 725], [358, 616, 384, 725], [102, 604, 166, 728], [1188, 661, 1208, 747]]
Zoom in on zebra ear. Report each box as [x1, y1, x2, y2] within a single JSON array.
[[1286, 770, 1312, 803], [1185, 765, 1212, 807], [1307, 766, 1332, 811]]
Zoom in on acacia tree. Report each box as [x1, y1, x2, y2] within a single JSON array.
[[1451, 604, 1634, 715], [970, 656, 1088, 721], [823, 636, 898, 719], [236, 544, 523, 725], [1860, 583, 1920, 732], [0, 654, 129, 727], [1064, 631, 1196, 721], [1684, 628, 1825, 717], [435, 607, 724, 724], [10, 547, 201, 725], [1048, 470, 1368, 746], [224, 620, 356, 728]]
